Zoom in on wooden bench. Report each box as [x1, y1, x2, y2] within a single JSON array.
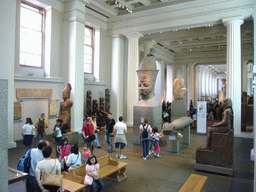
[[62, 154, 128, 184], [62, 178, 86, 192], [179, 174, 208, 192]]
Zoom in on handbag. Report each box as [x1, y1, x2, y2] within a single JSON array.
[[42, 159, 63, 187], [84, 165, 96, 185], [52, 130, 58, 138], [86, 124, 95, 142]]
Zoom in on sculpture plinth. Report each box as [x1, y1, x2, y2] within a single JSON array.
[[133, 106, 162, 144]]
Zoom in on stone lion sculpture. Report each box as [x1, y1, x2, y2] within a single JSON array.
[[173, 78, 187, 100]]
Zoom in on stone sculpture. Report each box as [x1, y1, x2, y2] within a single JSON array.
[[92, 99, 98, 116], [99, 97, 108, 127], [137, 48, 159, 106], [105, 89, 110, 113], [58, 83, 73, 132], [86, 90, 92, 117], [173, 78, 187, 100], [195, 98, 234, 174], [221, 79, 226, 92], [205, 98, 233, 149]]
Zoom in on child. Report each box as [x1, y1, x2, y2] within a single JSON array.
[[83, 144, 92, 164], [58, 137, 71, 162], [148, 131, 155, 156], [85, 155, 104, 192], [152, 127, 164, 158]]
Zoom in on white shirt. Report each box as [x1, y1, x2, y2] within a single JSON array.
[[29, 148, 44, 177], [114, 122, 127, 135], [55, 126, 62, 138], [139, 124, 152, 133], [36, 158, 61, 181], [22, 124, 35, 135], [67, 152, 82, 171]]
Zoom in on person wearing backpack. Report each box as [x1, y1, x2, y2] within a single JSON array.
[[26, 140, 48, 192], [139, 118, 152, 160], [35, 113, 48, 142]]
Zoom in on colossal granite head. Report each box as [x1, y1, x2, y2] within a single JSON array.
[[137, 48, 159, 101], [63, 83, 72, 100]]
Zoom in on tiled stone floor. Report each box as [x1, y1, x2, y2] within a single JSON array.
[[8, 125, 254, 192]]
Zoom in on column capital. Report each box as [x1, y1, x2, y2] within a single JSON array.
[[126, 32, 143, 39], [64, 0, 88, 23], [111, 34, 126, 40], [222, 16, 244, 27]]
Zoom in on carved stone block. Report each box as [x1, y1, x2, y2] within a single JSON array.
[[48, 100, 58, 116], [16, 89, 52, 99], [14, 102, 21, 120]]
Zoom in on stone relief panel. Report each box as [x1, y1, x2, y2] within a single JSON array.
[[16, 88, 52, 99], [48, 100, 58, 117], [14, 102, 21, 120]]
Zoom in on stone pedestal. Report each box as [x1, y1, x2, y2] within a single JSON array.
[[133, 106, 162, 144], [62, 131, 79, 145], [171, 100, 187, 120]]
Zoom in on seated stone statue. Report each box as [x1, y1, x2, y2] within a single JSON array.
[[205, 98, 233, 149]]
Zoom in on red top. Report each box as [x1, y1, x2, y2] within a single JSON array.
[[82, 123, 94, 137]]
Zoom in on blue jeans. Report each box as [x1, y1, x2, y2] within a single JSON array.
[[94, 132, 101, 147], [105, 133, 113, 152], [37, 132, 46, 143], [142, 140, 149, 158], [84, 138, 94, 153], [55, 136, 62, 146], [91, 178, 104, 192], [26, 176, 41, 192]]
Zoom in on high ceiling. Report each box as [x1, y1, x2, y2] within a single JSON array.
[[89, 0, 254, 73], [91, 0, 195, 16]]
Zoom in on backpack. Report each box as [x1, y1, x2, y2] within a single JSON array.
[[38, 118, 45, 135], [17, 148, 33, 173], [142, 125, 149, 138]]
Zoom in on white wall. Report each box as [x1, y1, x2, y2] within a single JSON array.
[[14, 79, 64, 141]]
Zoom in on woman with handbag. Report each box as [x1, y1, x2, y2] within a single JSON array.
[[82, 117, 95, 153], [84, 155, 104, 192], [35, 146, 62, 192], [65, 144, 82, 171]]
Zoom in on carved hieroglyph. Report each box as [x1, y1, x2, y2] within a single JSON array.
[[14, 102, 21, 120], [173, 78, 187, 100], [16, 89, 52, 99], [48, 100, 58, 116]]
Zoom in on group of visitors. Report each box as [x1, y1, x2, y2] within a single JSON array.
[[139, 118, 164, 160], [83, 112, 128, 159], [21, 113, 48, 152]]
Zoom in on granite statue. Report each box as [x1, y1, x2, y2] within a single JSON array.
[[105, 89, 110, 113], [86, 90, 92, 117], [195, 98, 234, 174], [58, 83, 73, 132], [137, 48, 159, 106], [92, 99, 98, 116], [205, 98, 233, 149], [173, 78, 187, 100], [99, 97, 108, 127]]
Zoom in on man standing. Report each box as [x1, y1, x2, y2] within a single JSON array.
[[26, 140, 48, 192], [105, 113, 115, 153], [82, 117, 95, 153], [35, 113, 48, 142]]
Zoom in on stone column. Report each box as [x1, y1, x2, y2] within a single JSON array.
[[223, 17, 244, 135], [197, 65, 202, 100], [0, 0, 17, 190], [155, 60, 165, 104], [63, 0, 89, 132], [253, 11, 256, 192], [166, 64, 173, 101], [188, 64, 196, 104], [201, 65, 206, 98], [126, 32, 143, 126], [111, 34, 125, 120], [14, 0, 21, 76]]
